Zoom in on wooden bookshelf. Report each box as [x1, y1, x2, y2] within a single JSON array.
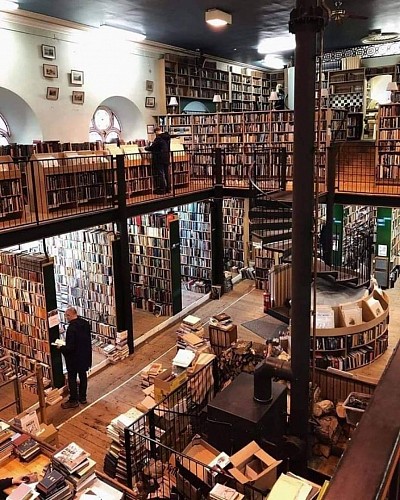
[[0, 250, 64, 389], [176, 201, 212, 293], [120, 145, 152, 199], [328, 68, 365, 105], [45, 228, 118, 344], [128, 212, 182, 316], [223, 198, 248, 271], [313, 288, 389, 371], [253, 245, 279, 290], [0, 155, 24, 221], [376, 103, 400, 182]]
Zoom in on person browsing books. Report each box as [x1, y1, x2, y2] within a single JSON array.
[[57, 306, 92, 409], [1, 475, 37, 499], [145, 127, 171, 194]]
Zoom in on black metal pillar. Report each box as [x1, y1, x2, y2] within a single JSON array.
[[211, 148, 225, 292], [115, 154, 134, 354], [289, 0, 325, 461]]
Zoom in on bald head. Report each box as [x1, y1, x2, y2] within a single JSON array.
[[65, 307, 78, 323]]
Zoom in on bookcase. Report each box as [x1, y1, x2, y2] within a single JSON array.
[[376, 103, 400, 182], [341, 205, 376, 268], [45, 228, 118, 344], [391, 208, 400, 264], [328, 68, 365, 110], [176, 201, 212, 293], [120, 145, 152, 199], [128, 212, 182, 316], [223, 198, 249, 271], [28, 151, 114, 216], [313, 288, 389, 371], [253, 245, 280, 290], [0, 250, 64, 389], [0, 155, 24, 221]]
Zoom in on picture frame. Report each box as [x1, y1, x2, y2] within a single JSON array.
[[41, 44, 56, 60], [70, 70, 84, 85], [46, 87, 59, 101], [146, 124, 155, 134], [43, 64, 58, 79], [145, 96, 155, 108], [146, 80, 154, 92], [72, 91, 85, 105]]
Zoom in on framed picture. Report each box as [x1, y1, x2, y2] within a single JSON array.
[[70, 70, 84, 85], [46, 87, 59, 100], [72, 91, 85, 104], [146, 80, 154, 92], [43, 64, 58, 78], [147, 124, 155, 134], [145, 96, 155, 108], [41, 44, 56, 60]]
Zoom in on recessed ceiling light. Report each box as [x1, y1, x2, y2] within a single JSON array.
[[258, 35, 295, 54], [205, 9, 232, 28], [0, 0, 19, 11], [262, 55, 285, 70]]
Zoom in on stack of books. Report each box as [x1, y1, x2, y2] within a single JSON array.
[[176, 315, 204, 337], [115, 330, 129, 361], [36, 469, 71, 500], [176, 332, 210, 354], [12, 434, 41, 462], [6, 482, 40, 500], [0, 421, 15, 464], [53, 442, 91, 477], [66, 457, 97, 493], [210, 313, 233, 330], [140, 362, 164, 388], [209, 483, 243, 500], [45, 388, 63, 406]]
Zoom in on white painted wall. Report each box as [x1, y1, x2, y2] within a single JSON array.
[[0, 18, 164, 143]]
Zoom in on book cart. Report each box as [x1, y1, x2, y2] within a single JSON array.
[[115, 361, 280, 499]]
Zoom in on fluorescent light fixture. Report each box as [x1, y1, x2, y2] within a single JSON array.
[[100, 25, 146, 42], [262, 55, 285, 70], [205, 8, 232, 27], [0, 0, 19, 11], [168, 97, 178, 106], [386, 81, 398, 91], [258, 35, 295, 54], [212, 94, 222, 103]]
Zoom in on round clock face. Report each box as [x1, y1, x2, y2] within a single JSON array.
[[94, 109, 111, 130]]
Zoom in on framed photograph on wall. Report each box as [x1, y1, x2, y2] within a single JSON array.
[[145, 96, 155, 108], [70, 70, 84, 85], [72, 91, 85, 104], [43, 64, 58, 78], [146, 80, 154, 92], [46, 87, 59, 100], [147, 124, 155, 134], [41, 44, 56, 60]]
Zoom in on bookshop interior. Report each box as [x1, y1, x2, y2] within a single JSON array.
[[1, 0, 400, 499]]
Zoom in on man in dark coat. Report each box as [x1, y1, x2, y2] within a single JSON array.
[[145, 127, 171, 194], [58, 306, 92, 408]]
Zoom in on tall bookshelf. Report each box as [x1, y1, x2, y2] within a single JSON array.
[[376, 103, 400, 182], [176, 201, 212, 293], [0, 156, 24, 221], [253, 245, 280, 290], [120, 145, 152, 199], [328, 68, 365, 111], [223, 198, 248, 271], [45, 228, 118, 345], [0, 250, 64, 389], [128, 212, 182, 316]]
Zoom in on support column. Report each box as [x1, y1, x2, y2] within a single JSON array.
[[211, 148, 225, 292], [115, 154, 134, 354], [288, 0, 326, 465]]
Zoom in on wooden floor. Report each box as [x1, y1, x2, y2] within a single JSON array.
[[1, 278, 399, 477]]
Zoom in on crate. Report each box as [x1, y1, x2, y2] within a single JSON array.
[[343, 392, 372, 426]]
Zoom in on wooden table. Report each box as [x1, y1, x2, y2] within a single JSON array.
[[1, 453, 50, 494]]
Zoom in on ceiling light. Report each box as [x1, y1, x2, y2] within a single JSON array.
[[262, 55, 285, 70], [258, 35, 295, 54], [361, 29, 400, 44], [0, 0, 19, 11], [205, 9, 232, 28], [100, 25, 146, 42]]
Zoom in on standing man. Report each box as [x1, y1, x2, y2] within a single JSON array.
[[145, 127, 171, 194], [58, 306, 92, 409]]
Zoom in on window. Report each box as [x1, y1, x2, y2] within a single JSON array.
[[0, 113, 11, 146], [89, 106, 121, 142]]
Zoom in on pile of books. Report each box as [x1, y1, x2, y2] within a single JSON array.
[[6, 482, 40, 500], [209, 483, 243, 500], [210, 313, 233, 330], [36, 469, 72, 500], [12, 433, 41, 462], [176, 315, 204, 337], [140, 362, 164, 388], [53, 442, 91, 477], [45, 388, 63, 406], [102, 334, 129, 364], [176, 332, 210, 354], [0, 421, 15, 464]]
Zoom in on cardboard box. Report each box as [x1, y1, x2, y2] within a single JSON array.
[[35, 423, 59, 447], [181, 436, 221, 484], [153, 368, 187, 404], [229, 441, 281, 492]]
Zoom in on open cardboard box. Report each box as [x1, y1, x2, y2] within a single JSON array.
[[229, 441, 281, 492], [153, 368, 187, 404], [181, 436, 222, 485]]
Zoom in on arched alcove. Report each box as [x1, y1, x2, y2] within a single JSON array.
[[0, 87, 42, 143], [93, 96, 145, 142]]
